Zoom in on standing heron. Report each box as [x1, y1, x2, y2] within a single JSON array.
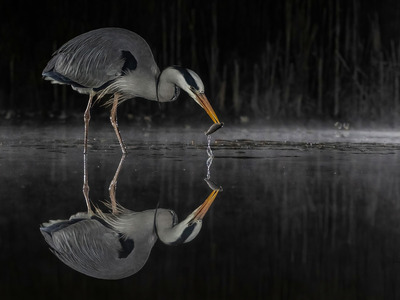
[[42, 27, 222, 154]]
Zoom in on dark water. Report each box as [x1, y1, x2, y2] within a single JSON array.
[[1, 123, 400, 299]]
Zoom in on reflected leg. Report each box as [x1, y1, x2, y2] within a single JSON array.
[[110, 93, 127, 154], [83, 92, 94, 154], [109, 154, 126, 214], [83, 153, 93, 215]]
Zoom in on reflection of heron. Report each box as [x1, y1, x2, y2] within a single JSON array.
[[40, 154, 221, 279], [42, 27, 222, 154]]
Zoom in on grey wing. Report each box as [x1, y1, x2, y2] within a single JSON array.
[[40, 218, 135, 279], [42, 28, 155, 90]]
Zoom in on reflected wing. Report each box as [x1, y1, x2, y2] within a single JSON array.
[[40, 218, 135, 279]]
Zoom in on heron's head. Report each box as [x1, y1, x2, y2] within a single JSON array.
[[170, 67, 220, 124], [155, 189, 220, 246]]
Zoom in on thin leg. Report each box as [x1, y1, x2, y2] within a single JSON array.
[[82, 153, 93, 215], [109, 154, 126, 214], [83, 93, 94, 154], [110, 93, 127, 154]]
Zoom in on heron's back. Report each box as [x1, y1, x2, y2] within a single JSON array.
[[40, 212, 157, 280], [42, 28, 160, 96]]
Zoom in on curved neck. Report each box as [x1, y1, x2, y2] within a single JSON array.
[[157, 222, 201, 245], [154, 209, 202, 245], [156, 68, 181, 102]]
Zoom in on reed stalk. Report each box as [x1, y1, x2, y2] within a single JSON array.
[[217, 64, 227, 112], [333, 0, 341, 117], [209, 2, 219, 100], [232, 60, 241, 116], [317, 53, 323, 115], [251, 64, 260, 116]]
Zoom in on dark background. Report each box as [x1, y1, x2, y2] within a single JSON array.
[[2, 2, 400, 299], [1, 0, 400, 124]]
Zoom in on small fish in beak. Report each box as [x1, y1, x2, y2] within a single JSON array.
[[205, 122, 224, 135]]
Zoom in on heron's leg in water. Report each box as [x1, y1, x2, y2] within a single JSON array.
[[109, 154, 126, 214], [82, 153, 93, 215], [110, 93, 127, 154], [83, 93, 94, 154]]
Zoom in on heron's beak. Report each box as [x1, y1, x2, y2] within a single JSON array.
[[191, 189, 220, 221], [194, 92, 220, 124]]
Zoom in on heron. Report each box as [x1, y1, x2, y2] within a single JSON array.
[[42, 27, 222, 154], [40, 153, 222, 279], [40, 189, 220, 279]]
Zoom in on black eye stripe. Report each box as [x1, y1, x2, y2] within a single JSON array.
[[172, 66, 199, 90]]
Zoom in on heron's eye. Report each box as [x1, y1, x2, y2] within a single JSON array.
[[188, 220, 201, 226], [169, 210, 178, 224], [189, 86, 198, 92]]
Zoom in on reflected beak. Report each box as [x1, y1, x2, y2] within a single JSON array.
[[194, 92, 220, 124], [191, 189, 220, 221]]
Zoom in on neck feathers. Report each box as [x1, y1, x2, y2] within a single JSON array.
[[157, 67, 181, 102]]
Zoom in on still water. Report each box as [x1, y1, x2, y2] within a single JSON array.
[[1, 123, 400, 299]]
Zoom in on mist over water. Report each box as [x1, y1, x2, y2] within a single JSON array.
[[1, 124, 400, 299]]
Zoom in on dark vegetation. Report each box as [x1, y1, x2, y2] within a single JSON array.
[[1, 0, 400, 125]]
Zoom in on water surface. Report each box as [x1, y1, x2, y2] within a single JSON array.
[[1, 123, 400, 299]]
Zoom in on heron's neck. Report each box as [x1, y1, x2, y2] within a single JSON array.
[[155, 210, 202, 245], [156, 68, 181, 102]]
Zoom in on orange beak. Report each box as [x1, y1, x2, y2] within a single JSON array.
[[191, 189, 220, 221], [194, 92, 220, 124]]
